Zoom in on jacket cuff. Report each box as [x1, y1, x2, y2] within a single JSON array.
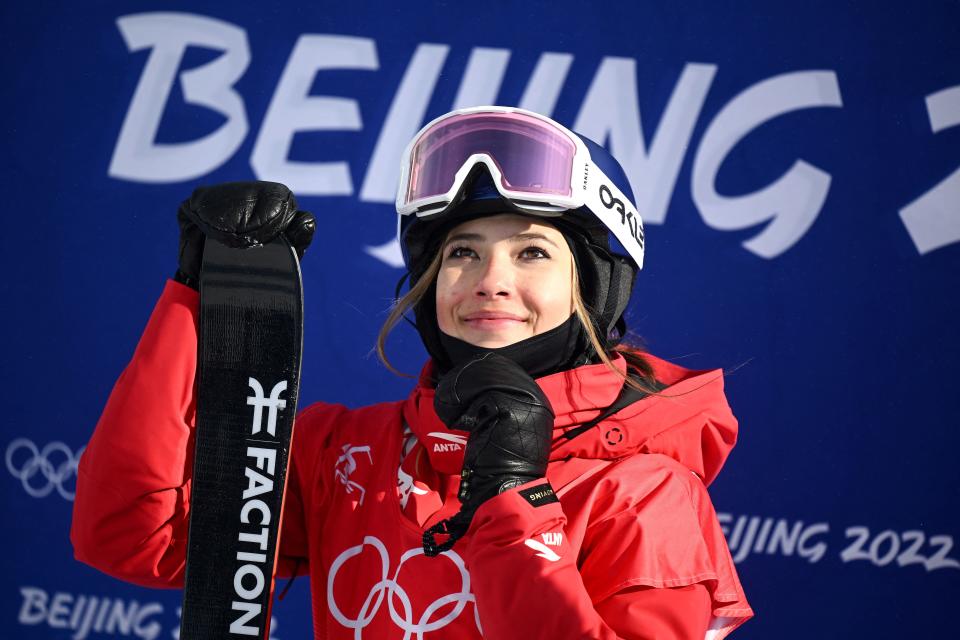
[[469, 479, 567, 544], [165, 278, 200, 305]]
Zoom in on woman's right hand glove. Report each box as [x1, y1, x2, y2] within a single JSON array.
[[424, 352, 555, 556], [175, 181, 316, 290]]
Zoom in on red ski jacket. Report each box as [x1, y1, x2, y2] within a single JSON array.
[[72, 281, 753, 639]]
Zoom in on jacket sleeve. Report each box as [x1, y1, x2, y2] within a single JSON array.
[[464, 465, 752, 639], [70, 280, 311, 587]]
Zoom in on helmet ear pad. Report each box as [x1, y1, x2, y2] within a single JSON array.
[[562, 233, 637, 349]]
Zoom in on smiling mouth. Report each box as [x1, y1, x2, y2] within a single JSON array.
[[461, 313, 528, 328], [464, 318, 523, 325]]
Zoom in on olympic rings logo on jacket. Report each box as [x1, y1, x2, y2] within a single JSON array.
[[5, 438, 83, 501], [327, 535, 482, 638]]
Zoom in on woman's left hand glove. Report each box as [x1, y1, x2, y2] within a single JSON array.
[[424, 353, 554, 555]]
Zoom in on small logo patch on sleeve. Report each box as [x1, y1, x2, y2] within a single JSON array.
[[518, 483, 559, 508]]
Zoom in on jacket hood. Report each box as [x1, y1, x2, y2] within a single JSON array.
[[402, 353, 739, 486]]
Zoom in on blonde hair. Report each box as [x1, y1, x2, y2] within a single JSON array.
[[376, 244, 659, 394], [376, 248, 444, 377], [569, 258, 659, 393]]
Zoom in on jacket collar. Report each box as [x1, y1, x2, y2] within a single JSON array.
[[402, 353, 739, 485]]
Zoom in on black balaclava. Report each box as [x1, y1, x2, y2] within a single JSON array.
[[439, 314, 593, 379]]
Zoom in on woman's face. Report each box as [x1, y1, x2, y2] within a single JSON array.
[[435, 214, 574, 348]]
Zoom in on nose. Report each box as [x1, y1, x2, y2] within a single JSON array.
[[473, 251, 514, 298]]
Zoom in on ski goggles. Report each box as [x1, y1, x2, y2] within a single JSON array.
[[396, 106, 645, 268]]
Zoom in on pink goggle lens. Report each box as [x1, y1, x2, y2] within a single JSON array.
[[405, 112, 576, 206]]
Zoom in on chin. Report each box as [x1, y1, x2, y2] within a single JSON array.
[[462, 333, 529, 349], [469, 340, 512, 349]]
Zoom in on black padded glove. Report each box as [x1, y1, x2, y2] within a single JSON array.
[[423, 352, 555, 556], [175, 181, 316, 290]]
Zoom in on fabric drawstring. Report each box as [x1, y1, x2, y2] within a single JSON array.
[[423, 513, 470, 557], [276, 558, 303, 600]]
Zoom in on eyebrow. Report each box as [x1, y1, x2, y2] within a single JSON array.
[[444, 232, 484, 246], [513, 232, 561, 248], [443, 231, 561, 249]]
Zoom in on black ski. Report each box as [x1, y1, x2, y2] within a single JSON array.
[[181, 237, 303, 640]]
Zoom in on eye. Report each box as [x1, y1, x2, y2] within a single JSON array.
[[446, 245, 477, 260], [519, 245, 550, 260]]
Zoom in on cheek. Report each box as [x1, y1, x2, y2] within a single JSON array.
[[434, 270, 460, 333], [525, 269, 573, 323]]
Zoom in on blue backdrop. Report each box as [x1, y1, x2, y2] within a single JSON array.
[[2, 1, 958, 638]]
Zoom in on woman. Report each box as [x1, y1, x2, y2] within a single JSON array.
[[72, 107, 752, 639]]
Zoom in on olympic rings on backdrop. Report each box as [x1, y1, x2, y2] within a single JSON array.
[[5, 438, 84, 501], [327, 535, 482, 639]]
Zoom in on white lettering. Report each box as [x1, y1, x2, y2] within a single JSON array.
[[797, 523, 830, 563], [16, 588, 162, 640], [242, 466, 274, 500], [69, 595, 87, 632], [93, 597, 111, 634], [251, 35, 377, 195], [692, 70, 843, 258], [105, 21, 860, 263], [518, 52, 574, 116], [230, 601, 261, 636], [18, 586, 47, 625], [840, 527, 960, 571], [230, 381, 283, 637], [247, 378, 287, 437], [721, 513, 829, 564], [765, 519, 804, 556], [105, 599, 137, 635], [75, 596, 100, 640], [234, 565, 265, 601], [49, 592, 71, 628], [541, 532, 563, 547], [133, 603, 162, 640], [240, 499, 271, 525], [574, 59, 716, 225], [898, 85, 960, 254], [751, 517, 774, 553], [109, 13, 249, 182], [732, 515, 760, 561], [246, 446, 276, 476], [360, 44, 449, 205], [239, 527, 270, 550], [452, 47, 511, 109]]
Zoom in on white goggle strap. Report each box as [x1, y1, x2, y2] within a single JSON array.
[[580, 161, 645, 269]]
